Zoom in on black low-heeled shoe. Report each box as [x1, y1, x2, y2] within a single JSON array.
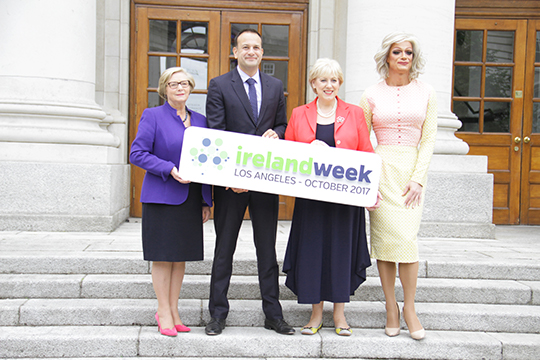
[[264, 318, 295, 335], [205, 317, 226, 335]]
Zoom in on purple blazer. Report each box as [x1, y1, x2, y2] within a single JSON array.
[[130, 102, 212, 206]]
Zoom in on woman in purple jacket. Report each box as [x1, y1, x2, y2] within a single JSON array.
[[130, 67, 212, 337]]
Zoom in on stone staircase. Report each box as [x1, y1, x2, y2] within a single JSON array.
[[0, 222, 539, 359]]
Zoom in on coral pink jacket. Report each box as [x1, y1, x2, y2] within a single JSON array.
[[285, 97, 374, 153]]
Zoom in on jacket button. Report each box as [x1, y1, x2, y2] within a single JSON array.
[[337, 140, 341, 145]]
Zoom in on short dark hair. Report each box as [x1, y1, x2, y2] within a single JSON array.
[[233, 28, 262, 48]]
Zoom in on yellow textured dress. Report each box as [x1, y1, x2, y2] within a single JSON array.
[[359, 80, 437, 263]]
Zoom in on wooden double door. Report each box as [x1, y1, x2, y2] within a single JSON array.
[[453, 19, 540, 224], [129, 4, 307, 218]]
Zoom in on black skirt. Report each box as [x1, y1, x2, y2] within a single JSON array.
[[282, 197, 371, 304], [141, 183, 204, 262]]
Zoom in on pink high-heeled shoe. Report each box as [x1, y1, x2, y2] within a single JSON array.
[[155, 312, 177, 337], [175, 324, 191, 332]]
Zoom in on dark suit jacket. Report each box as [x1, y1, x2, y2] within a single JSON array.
[[130, 102, 213, 206], [206, 68, 287, 137]]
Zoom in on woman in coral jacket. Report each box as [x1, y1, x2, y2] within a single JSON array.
[[283, 58, 380, 337]]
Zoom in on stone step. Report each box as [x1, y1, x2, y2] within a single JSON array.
[[1, 252, 540, 281], [0, 325, 538, 359], [1, 299, 540, 334], [1, 274, 538, 305]]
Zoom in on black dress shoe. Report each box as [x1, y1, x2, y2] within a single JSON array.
[[264, 318, 295, 335], [205, 317, 226, 335]]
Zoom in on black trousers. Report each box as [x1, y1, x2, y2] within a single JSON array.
[[209, 186, 283, 320]]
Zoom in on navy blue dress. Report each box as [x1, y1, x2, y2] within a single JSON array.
[[282, 123, 371, 304]]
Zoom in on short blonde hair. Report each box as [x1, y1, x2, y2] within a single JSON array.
[[308, 58, 344, 94], [374, 32, 426, 80], [157, 67, 196, 100]]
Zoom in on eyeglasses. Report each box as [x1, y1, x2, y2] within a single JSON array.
[[167, 81, 190, 89]]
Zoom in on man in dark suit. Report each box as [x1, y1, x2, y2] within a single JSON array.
[[204, 29, 293, 335]]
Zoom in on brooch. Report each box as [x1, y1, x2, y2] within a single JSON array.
[[337, 116, 345, 123]]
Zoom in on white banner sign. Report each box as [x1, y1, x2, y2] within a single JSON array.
[[179, 127, 381, 207]]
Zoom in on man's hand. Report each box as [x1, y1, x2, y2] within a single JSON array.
[[403, 181, 423, 209], [262, 129, 279, 139], [202, 206, 211, 223]]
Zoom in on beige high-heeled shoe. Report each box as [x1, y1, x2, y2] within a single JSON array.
[[402, 307, 425, 340], [410, 328, 426, 340], [385, 303, 400, 337]]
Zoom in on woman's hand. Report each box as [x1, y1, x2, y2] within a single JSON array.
[[310, 139, 329, 147], [402, 181, 423, 209], [202, 206, 211, 223], [170, 167, 190, 184], [366, 191, 382, 211]]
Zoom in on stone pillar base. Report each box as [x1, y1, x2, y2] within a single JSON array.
[[420, 155, 496, 239], [419, 221, 496, 239], [0, 162, 130, 231]]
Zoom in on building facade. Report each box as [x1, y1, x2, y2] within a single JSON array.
[[1, 0, 539, 236]]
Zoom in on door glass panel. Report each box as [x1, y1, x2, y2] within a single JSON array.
[[534, 67, 540, 98], [455, 100, 480, 132], [230, 59, 238, 72], [484, 101, 510, 132], [181, 58, 208, 90], [186, 93, 207, 116], [148, 92, 162, 108], [148, 56, 176, 88], [486, 31, 514, 63], [455, 30, 483, 62], [454, 66, 481, 97], [181, 22, 208, 54], [533, 103, 540, 133], [262, 60, 288, 92], [262, 25, 289, 56], [230, 23, 258, 54], [536, 32, 540, 62], [485, 67, 512, 97], [149, 20, 177, 52]]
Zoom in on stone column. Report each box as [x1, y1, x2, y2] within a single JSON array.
[[0, 0, 130, 231], [306, 0, 351, 102], [344, 0, 495, 237]]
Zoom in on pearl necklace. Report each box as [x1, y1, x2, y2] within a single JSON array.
[[316, 99, 337, 118]]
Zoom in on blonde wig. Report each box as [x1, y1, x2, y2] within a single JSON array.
[[374, 32, 426, 80]]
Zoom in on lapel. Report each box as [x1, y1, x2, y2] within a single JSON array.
[[231, 69, 257, 125], [258, 72, 270, 123], [304, 99, 318, 136], [334, 97, 349, 133]]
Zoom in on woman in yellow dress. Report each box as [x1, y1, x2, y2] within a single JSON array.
[[359, 32, 437, 340]]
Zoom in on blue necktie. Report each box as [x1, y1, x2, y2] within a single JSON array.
[[246, 78, 258, 122]]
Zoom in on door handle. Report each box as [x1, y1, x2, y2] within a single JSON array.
[[524, 136, 531, 144], [514, 137, 521, 143]]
